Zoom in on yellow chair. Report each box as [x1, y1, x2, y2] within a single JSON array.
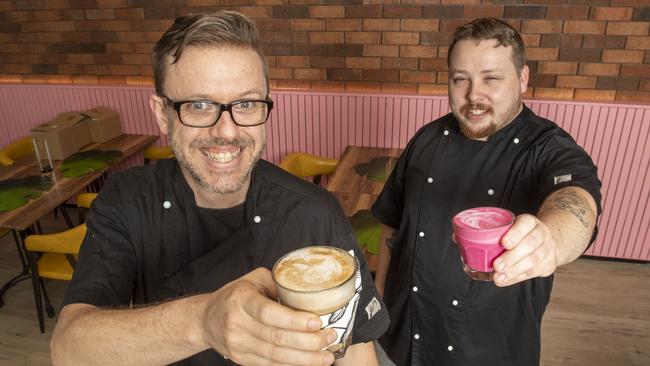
[[279, 152, 339, 185], [24, 193, 97, 333], [143, 146, 174, 164], [0, 136, 34, 166]]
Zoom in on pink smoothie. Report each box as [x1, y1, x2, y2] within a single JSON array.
[[452, 207, 514, 273]]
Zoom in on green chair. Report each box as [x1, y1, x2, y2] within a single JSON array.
[[0, 137, 34, 167], [279, 152, 339, 185], [143, 146, 174, 164]]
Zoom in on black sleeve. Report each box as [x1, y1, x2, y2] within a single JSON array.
[[537, 133, 602, 215], [62, 177, 139, 307]]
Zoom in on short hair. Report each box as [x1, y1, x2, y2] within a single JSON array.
[[448, 18, 526, 73], [151, 10, 268, 96]]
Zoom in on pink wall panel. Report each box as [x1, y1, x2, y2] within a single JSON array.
[[1, 84, 649, 261]]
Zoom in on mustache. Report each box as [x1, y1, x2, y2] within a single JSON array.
[[462, 103, 491, 113], [190, 137, 253, 149]]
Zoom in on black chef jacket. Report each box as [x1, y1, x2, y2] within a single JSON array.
[[64, 158, 389, 365], [372, 106, 601, 366]]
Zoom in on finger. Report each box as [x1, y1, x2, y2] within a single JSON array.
[[244, 267, 279, 299], [242, 292, 323, 332], [501, 214, 537, 249], [494, 219, 544, 272], [495, 251, 555, 287], [255, 322, 337, 351], [227, 332, 335, 366]]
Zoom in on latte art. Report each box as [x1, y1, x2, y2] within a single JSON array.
[[274, 247, 354, 292]]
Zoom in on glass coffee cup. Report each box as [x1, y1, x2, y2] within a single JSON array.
[[272, 246, 359, 358]]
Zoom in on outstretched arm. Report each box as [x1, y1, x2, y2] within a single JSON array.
[[374, 225, 397, 298], [493, 186, 597, 287], [51, 268, 337, 366]]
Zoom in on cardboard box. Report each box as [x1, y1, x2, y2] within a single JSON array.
[[81, 106, 122, 143], [31, 112, 91, 160]]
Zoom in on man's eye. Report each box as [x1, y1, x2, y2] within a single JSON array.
[[189, 102, 213, 112], [236, 101, 252, 109]]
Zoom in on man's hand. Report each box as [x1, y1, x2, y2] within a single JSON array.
[[202, 267, 337, 366], [492, 214, 558, 287]]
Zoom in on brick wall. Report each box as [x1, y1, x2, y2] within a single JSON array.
[[0, 0, 648, 103]]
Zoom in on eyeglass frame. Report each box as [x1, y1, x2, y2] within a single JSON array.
[[161, 94, 274, 128]]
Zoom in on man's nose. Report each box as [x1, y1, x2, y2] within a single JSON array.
[[467, 81, 483, 102], [209, 110, 238, 139]]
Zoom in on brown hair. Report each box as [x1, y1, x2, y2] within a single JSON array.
[[448, 18, 526, 72], [151, 10, 268, 96]]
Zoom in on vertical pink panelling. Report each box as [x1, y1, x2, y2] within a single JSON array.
[[2, 84, 650, 261]]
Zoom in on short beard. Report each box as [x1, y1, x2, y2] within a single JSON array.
[[456, 98, 523, 140], [168, 123, 265, 195]]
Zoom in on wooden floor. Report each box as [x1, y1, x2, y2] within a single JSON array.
[[0, 213, 648, 365]]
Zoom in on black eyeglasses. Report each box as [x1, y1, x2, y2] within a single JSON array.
[[162, 94, 274, 128]]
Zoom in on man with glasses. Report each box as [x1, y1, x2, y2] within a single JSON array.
[[51, 10, 388, 366]]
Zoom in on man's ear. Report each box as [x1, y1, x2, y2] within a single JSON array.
[[520, 65, 529, 94], [149, 94, 169, 136]]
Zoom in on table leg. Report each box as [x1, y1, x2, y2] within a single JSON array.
[[0, 229, 30, 308]]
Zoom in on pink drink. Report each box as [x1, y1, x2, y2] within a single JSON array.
[[452, 207, 514, 281]]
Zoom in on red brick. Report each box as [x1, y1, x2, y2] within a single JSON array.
[[328, 69, 361, 81], [72, 75, 100, 84], [115, 8, 144, 19], [627, 36, 650, 50], [611, 0, 650, 6], [236, 6, 273, 19], [522, 20, 563, 34], [559, 49, 601, 62], [326, 19, 362, 31], [326, 44, 362, 57], [277, 56, 310, 68], [632, 7, 650, 20], [268, 67, 292, 79], [85, 8, 115, 20], [463, 5, 503, 19], [363, 19, 400, 31], [597, 76, 639, 91], [590, 7, 633, 21], [363, 69, 398, 82], [256, 19, 291, 31], [291, 19, 325, 31], [620, 64, 650, 77], [582, 35, 626, 49], [30, 10, 61, 21], [419, 58, 448, 71], [261, 44, 292, 56], [418, 83, 447, 96], [125, 76, 153, 87], [556, 75, 597, 89], [346, 57, 381, 69], [437, 72, 448, 84], [363, 45, 399, 58], [345, 5, 382, 18], [527, 47, 559, 61], [440, 19, 472, 32], [602, 49, 645, 63], [421, 31, 452, 46], [400, 19, 438, 32], [122, 54, 150, 65], [275, 80, 311, 90], [578, 63, 620, 76], [503, 5, 546, 19], [574, 89, 616, 101], [310, 6, 345, 18], [529, 73, 556, 88], [546, 5, 589, 20], [310, 56, 345, 68], [422, 5, 463, 19], [615, 91, 650, 103], [345, 81, 380, 92], [400, 45, 435, 58], [383, 5, 422, 18], [309, 32, 344, 44], [539, 61, 578, 75], [273, 6, 309, 18], [640, 78, 650, 92], [293, 68, 326, 80], [441, 0, 480, 4], [400, 70, 435, 83], [382, 57, 418, 70], [383, 32, 419, 45], [522, 34, 541, 47], [606, 22, 650, 35], [345, 32, 381, 44], [563, 20, 605, 34], [534, 88, 574, 100], [312, 80, 346, 91]]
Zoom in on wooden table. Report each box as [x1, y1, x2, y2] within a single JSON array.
[[0, 133, 157, 306], [327, 146, 403, 271]]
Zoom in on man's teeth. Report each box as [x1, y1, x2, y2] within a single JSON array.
[[469, 108, 486, 115], [204, 149, 240, 162]]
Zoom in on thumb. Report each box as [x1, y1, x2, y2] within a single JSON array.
[[244, 267, 278, 300]]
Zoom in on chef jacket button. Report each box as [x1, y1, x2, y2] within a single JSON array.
[[418, 231, 425, 237], [513, 137, 520, 144], [414, 333, 420, 340], [427, 177, 433, 183], [443, 130, 449, 136], [163, 201, 172, 209], [452, 299, 459, 306], [253, 215, 262, 224], [412, 286, 418, 292], [487, 189, 494, 196], [447, 345, 454, 351]]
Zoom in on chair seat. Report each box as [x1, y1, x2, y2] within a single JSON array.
[[37, 253, 74, 281]]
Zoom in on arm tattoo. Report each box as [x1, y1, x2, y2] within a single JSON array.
[[540, 188, 590, 228], [385, 230, 398, 252]]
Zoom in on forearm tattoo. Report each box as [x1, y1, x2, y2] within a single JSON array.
[[540, 188, 591, 228]]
